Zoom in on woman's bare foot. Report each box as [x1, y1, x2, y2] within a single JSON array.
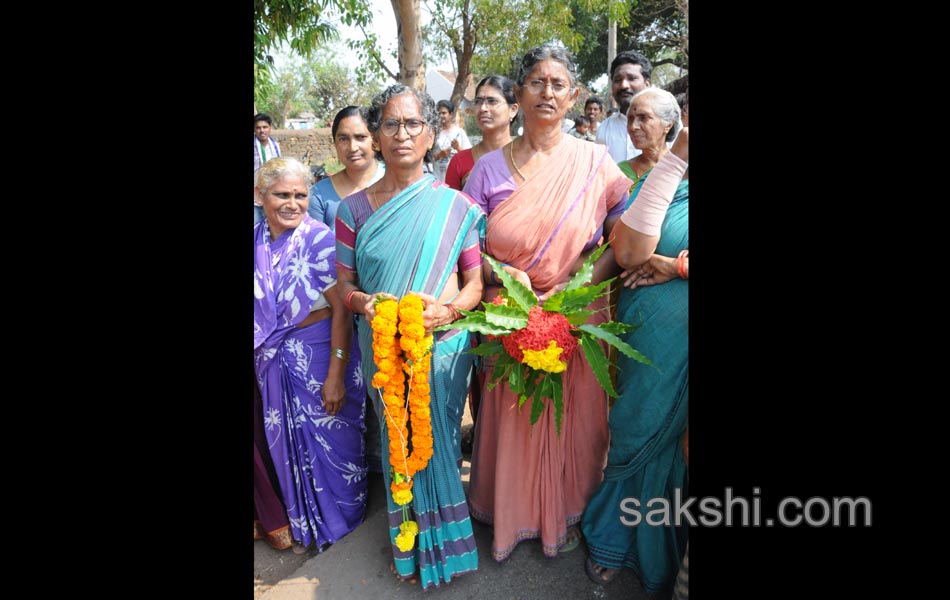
[[585, 556, 620, 584], [390, 561, 418, 584], [292, 542, 310, 555]]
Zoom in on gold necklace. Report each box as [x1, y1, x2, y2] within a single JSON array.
[[508, 139, 528, 181]]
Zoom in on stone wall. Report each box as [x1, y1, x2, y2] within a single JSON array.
[[272, 128, 336, 166]]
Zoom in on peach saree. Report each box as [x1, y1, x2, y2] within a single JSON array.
[[465, 136, 632, 561]]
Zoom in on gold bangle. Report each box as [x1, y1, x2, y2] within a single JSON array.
[[332, 348, 350, 361]]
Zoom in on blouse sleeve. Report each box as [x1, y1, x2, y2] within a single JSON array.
[[334, 200, 358, 272], [308, 182, 327, 224], [445, 154, 463, 190], [461, 162, 490, 214]]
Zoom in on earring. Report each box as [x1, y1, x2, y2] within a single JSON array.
[[372, 143, 380, 152]]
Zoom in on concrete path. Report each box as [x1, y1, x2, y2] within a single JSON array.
[[254, 450, 663, 600]]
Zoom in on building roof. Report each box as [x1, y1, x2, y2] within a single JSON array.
[[433, 69, 478, 101]]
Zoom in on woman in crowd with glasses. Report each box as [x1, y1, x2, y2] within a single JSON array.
[[463, 43, 632, 563], [334, 84, 485, 588], [445, 75, 519, 191]]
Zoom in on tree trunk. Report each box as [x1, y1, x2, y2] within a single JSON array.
[[392, 0, 426, 90], [607, 18, 617, 109], [450, 0, 475, 109]]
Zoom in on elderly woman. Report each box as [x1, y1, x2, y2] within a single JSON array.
[[334, 84, 485, 588], [431, 99, 471, 182], [445, 75, 519, 190], [581, 90, 688, 597], [254, 157, 368, 554], [617, 87, 681, 190], [309, 106, 385, 232], [462, 43, 633, 562]]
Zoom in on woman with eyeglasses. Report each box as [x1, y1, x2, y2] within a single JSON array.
[[334, 84, 485, 588], [445, 75, 519, 191], [463, 43, 633, 563]]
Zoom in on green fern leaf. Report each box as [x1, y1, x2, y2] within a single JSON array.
[[483, 253, 537, 311], [578, 333, 618, 397]]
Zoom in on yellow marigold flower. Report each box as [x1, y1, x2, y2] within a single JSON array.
[[521, 340, 567, 373], [399, 337, 418, 354], [400, 520, 420, 536], [393, 488, 413, 505], [395, 531, 415, 551], [400, 323, 426, 340]]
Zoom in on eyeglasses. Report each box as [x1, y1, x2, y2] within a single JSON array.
[[524, 79, 572, 97], [379, 119, 427, 137], [473, 96, 503, 108]]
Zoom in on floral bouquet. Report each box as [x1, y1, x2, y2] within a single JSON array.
[[370, 294, 433, 552], [438, 244, 652, 434]]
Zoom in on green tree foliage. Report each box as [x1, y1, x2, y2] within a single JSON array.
[[257, 49, 384, 128], [254, 0, 380, 105], [422, 0, 580, 107], [571, 0, 688, 89]]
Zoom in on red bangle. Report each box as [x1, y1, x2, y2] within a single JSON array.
[[445, 302, 462, 322], [676, 249, 689, 279], [345, 289, 359, 313]]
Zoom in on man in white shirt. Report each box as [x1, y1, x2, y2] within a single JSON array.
[[254, 113, 282, 222], [595, 50, 653, 162]]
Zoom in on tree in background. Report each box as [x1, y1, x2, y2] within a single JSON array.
[[255, 0, 382, 105], [257, 49, 384, 127], [571, 0, 688, 92], [422, 0, 579, 108]]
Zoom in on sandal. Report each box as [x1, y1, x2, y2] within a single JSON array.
[[558, 526, 582, 553], [585, 556, 620, 584], [390, 561, 418, 584]]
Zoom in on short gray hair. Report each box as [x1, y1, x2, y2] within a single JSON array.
[[628, 87, 682, 143], [516, 43, 578, 89], [366, 84, 439, 164], [256, 156, 313, 192]]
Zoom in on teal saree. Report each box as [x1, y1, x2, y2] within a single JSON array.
[[338, 175, 485, 588], [581, 176, 689, 596]]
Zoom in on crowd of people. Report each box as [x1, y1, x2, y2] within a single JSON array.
[[253, 43, 688, 598]]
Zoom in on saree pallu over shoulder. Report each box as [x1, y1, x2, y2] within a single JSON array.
[[484, 136, 631, 291], [353, 174, 484, 588], [355, 175, 485, 299], [254, 216, 336, 351]]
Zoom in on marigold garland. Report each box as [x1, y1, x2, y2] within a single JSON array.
[[370, 294, 434, 552]]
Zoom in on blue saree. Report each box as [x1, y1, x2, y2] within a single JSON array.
[[581, 176, 689, 595], [336, 174, 485, 589]]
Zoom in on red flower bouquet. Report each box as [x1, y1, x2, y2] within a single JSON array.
[[438, 245, 652, 434]]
